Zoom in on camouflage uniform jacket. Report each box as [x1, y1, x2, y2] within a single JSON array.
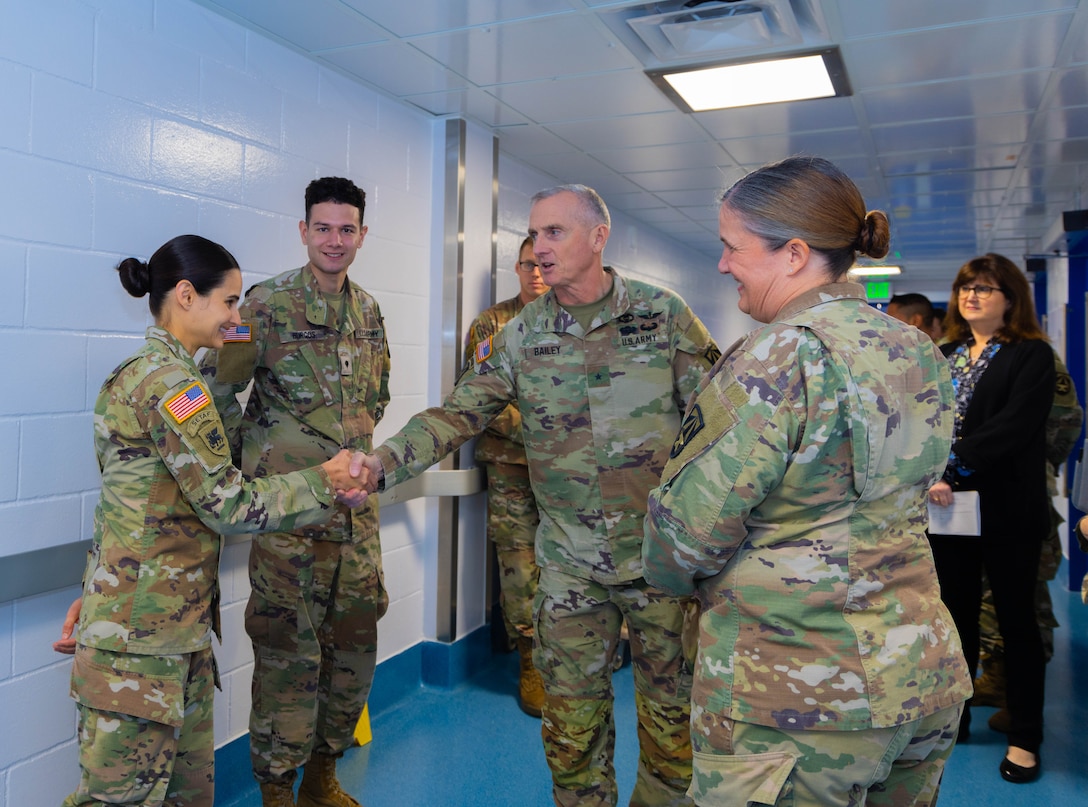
[[376, 269, 719, 585], [202, 266, 391, 540], [79, 327, 339, 656], [643, 282, 973, 730], [464, 295, 527, 466], [1047, 352, 1082, 472]]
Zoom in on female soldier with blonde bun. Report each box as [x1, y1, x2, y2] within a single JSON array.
[[55, 235, 368, 807], [643, 157, 972, 807]]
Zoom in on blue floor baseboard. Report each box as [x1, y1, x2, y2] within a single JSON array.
[[218, 572, 1088, 806], [215, 625, 494, 806]]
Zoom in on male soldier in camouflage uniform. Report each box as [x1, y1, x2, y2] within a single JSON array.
[[463, 235, 550, 717], [356, 185, 719, 806], [975, 352, 1082, 729], [202, 178, 390, 807]]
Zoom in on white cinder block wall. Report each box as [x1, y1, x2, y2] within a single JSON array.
[[0, 2, 748, 805]]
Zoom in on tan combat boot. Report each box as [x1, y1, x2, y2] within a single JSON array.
[[517, 636, 545, 718], [973, 654, 1006, 708], [259, 780, 296, 807], [297, 753, 362, 807]]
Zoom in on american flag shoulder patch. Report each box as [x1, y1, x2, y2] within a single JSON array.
[[223, 324, 251, 342], [165, 383, 211, 424], [475, 336, 493, 364]]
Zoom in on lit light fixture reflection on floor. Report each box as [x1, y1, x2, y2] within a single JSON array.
[[849, 265, 902, 277], [648, 48, 850, 112]]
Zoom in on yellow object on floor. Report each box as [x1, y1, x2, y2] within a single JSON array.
[[353, 704, 372, 746]]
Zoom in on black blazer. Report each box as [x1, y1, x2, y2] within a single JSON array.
[[939, 338, 1055, 540]]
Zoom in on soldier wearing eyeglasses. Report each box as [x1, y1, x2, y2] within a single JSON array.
[[463, 236, 550, 717]]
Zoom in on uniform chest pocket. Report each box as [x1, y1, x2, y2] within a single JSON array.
[[272, 337, 339, 414], [339, 335, 385, 405]]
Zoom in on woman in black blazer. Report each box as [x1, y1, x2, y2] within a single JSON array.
[[928, 253, 1055, 784]]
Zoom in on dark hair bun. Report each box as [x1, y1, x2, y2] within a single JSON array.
[[856, 211, 891, 260], [116, 256, 151, 298]]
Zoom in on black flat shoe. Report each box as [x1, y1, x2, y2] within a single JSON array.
[[1000, 755, 1041, 784]]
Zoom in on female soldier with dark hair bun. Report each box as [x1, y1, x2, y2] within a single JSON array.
[[55, 235, 368, 807], [643, 156, 972, 807]]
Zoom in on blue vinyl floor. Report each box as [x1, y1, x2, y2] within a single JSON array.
[[224, 568, 1088, 806]]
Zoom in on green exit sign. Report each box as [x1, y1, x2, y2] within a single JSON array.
[[866, 281, 892, 301]]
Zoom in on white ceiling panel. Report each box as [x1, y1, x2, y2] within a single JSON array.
[[836, 0, 1079, 39], [401, 87, 529, 127], [860, 74, 1050, 126], [843, 15, 1073, 90], [544, 112, 707, 151], [409, 17, 637, 86], [719, 129, 869, 166], [320, 43, 471, 97], [342, 0, 578, 37], [589, 141, 731, 174], [192, 0, 1088, 289], [198, 0, 388, 51], [629, 166, 745, 194], [492, 71, 675, 124], [693, 96, 860, 140]]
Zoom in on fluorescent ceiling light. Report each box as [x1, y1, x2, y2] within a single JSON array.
[[850, 265, 902, 277], [648, 48, 850, 112]]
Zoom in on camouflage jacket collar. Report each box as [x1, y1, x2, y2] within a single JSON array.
[[144, 325, 199, 372], [535, 266, 630, 336], [290, 265, 361, 333], [775, 280, 867, 322]]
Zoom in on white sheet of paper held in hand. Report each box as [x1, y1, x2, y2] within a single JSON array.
[[927, 490, 981, 536]]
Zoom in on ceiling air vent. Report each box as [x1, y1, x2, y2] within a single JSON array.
[[619, 0, 829, 63]]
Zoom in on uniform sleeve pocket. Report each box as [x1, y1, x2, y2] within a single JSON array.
[[691, 748, 796, 807], [70, 647, 187, 727]]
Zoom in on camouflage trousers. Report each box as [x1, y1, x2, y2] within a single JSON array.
[[484, 461, 540, 640], [63, 646, 216, 806], [688, 704, 962, 807], [979, 504, 1062, 661], [533, 567, 693, 807], [245, 529, 388, 784]]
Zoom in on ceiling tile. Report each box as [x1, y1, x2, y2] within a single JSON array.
[[321, 43, 471, 96], [545, 111, 706, 151], [843, 15, 1073, 90], [410, 17, 637, 86], [492, 70, 674, 123], [871, 114, 1032, 153], [589, 141, 732, 174], [342, 0, 577, 37], [694, 96, 859, 140], [198, 0, 387, 51], [401, 87, 529, 126], [719, 128, 869, 166], [836, 0, 1078, 39], [860, 74, 1049, 126], [193, 0, 1088, 286]]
